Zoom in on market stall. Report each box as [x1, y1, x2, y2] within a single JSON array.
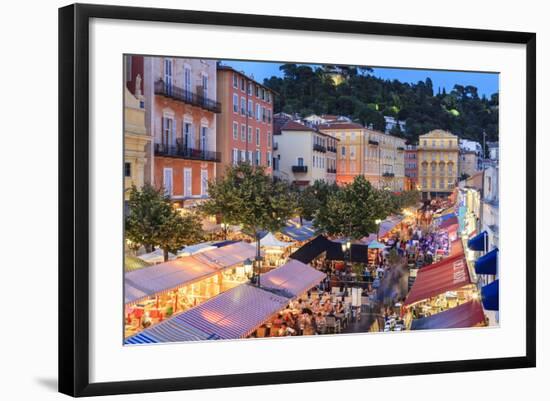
[[253, 232, 294, 267], [404, 253, 478, 320], [410, 300, 486, 330], [124, 241, 257, 338]]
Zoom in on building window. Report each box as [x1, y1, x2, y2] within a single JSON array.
[[422, 178, 427, 188], [201, 169, 208, 196], [256, 104, 261, 121], [233, 73, 238, 88], [232, 148, 239, 165], [241, 78, 245, 91], [341, 146, 346, 157], [247, 82, 253, 96], [255, 150, 261, 166], [248, 126, 252, 143], [248, 150, 253, 163], [262, 106, 266, 122], [248, 99, 253, 117], [183, 122, 193, 149], [297, 157, 304, 166], [267, 151, 272, 167], [256, 128, 260, 145], [162, 117, 174, 146], [241, 124, 246, 141], [268, 132, 272, 147], [267, 109, 272, 123], [184, 168, 192, 197], [200, 126, 207, 151], [439, 178, 445, 189], [164, 59, 172, 94], [241, 97, 246, 115], [255, 85, 260, 97], [163, 168, 173, 197], [233, 94, 238, 113], [350, 146, 356, 160], [233, 122, 238, 140], [124, 162, 131, 177], [184, 67, 192, 92]]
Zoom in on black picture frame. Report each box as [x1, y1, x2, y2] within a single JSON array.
[[59, 3, 536, 397]]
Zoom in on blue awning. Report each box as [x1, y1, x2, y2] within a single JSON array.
[[436, 212, 456, 222], [475, 248, 498, 275], [481, 279, 499, 311], [468, 231, 487, 251]]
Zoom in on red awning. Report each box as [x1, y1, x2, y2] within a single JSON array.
[[410, 300, 486, 330], [439, 216, 459, 230], [405, 254, 472, 306]]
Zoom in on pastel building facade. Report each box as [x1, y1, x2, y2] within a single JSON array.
[[273, 120, 338, 186], [124, 55, 152, 202], [417, 130, 459, 199], [143, 56, 220, 207], [364, 129, 406, 192], [216, 66, 274, 177], [318, 122, 365, 185], [404, 145, 418, 191]]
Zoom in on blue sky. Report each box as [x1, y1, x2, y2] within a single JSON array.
[[222, 60, 499, 97]]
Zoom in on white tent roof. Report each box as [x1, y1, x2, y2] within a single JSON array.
[[177, 242, 217, 257], [255, 232, 294, 248], [138, 249, 176, 264]]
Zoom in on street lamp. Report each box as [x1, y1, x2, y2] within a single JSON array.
[[220, 222, 228, 240], [375, 219, 382, 241]]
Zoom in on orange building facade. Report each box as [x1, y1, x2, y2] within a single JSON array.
[[319, 122, 365, 185], [216, 66, 274, 177], [143, 57, 221, 207]]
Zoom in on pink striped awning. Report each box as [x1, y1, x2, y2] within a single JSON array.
[[125, 241, 257, 304], [260, 259, 327, 297], [174, 284, 290, 340]]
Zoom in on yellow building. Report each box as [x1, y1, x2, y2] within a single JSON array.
[[364, 129, 406, 191], [318, 122, 365, 185], [417, 129, 459, 199], [124, 84, 152, 201], [319, 122, 405, 191]]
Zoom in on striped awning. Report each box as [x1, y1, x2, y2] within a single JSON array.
[[259, 259, 326, 297], [410, 300, 486, 330], [404, 254, 472, 306], [173, 284, 290, 340], [125, 241, 257, 304], [124, 319, 211, 344]]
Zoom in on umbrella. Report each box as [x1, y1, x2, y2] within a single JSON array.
[[368, 240, 386, 249]]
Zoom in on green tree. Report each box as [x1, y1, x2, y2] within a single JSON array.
[[200, 164, 296, 282], [125, 184, 205, 261], [293, 180, 339, 225], [314, 176, 388, 240]]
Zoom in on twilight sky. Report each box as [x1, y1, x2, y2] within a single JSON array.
[[221, 60, 499, 97]]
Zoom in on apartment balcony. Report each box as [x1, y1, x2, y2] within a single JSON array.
[[327, 146, 337, 153], [382, 172, 395, 178], [292, 165, 308, 173], [368, 140, 379, 146], [154, 143, 221, 162], [313, 144, 327, 153], [154, 80, 221, 113], [326, 167, 337, 174]]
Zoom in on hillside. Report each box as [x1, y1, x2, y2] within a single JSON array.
[[262, 64, 499, 145]]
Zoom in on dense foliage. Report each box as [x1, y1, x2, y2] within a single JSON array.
[[201, 164, 296, 237], [125, 184, 204, 261], [263, 64, 498, 145]]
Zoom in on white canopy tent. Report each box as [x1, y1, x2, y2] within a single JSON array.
[[137, 248, 176, 264]]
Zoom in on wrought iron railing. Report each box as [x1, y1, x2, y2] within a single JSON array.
[[292, 165, 308, 173], [313, 144, 327, 153], [154, 143, 221, 162], [154, 80, 221, 113]]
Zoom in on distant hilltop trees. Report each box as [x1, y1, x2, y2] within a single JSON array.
[[262, 64, 498, 145]]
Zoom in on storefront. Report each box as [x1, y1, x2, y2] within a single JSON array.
[[404, 253, 480, 322]]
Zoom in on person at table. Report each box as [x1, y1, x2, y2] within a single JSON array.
[[335, 301, 344, 314]]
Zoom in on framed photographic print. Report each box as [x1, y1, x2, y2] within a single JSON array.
[[58, 3, 536, 397]]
